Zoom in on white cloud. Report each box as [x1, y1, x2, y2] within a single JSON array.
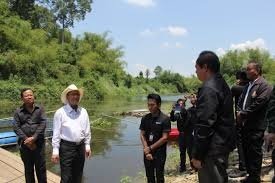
[[139, 29, 154, 37], [125, 0, 156, 7], [230, 38, 267, 51], [161, 42, 183, 48], [135, 64, 148, 72], [216, 48, 226, 56], [161, 42, 169, 48], [175, 42, 183, 48], [215, 38, 268, 56], [160, 26, 188, 36]]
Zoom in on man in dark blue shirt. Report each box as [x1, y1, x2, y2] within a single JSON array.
[[140, 94, 171, 183], [13, 88, 47, 183]]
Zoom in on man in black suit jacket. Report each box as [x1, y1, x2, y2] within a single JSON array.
[[237, 61, 272, 183]]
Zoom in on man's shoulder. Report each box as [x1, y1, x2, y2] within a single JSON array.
[[159, 112, 170, 121]]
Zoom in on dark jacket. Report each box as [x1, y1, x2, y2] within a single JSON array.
[[265, 86, 275, 133], [192, 73, 235, 161], [231, 82, 248, 112], [170, 107, 188, 132], [13, 104, 46, 143], [237, 77, 272, 130], [186, 106, 196, 133]]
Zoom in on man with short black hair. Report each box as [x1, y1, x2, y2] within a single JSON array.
[[231, 70, 249, 173], [140, 93, 171, 183], [237, 61, 272, 183], [191, 51, 235, 183], [13, 88, 47, 183]]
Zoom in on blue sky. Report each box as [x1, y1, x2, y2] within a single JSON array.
[[71, 0, 275, 77]]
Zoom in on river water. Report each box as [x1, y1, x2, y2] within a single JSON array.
[[1, 95, 184, 183]]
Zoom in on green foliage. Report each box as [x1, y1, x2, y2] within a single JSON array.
[[220, 48, 275, 86], [120, 176, 132, 183]]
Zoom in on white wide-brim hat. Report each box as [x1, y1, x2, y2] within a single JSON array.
[[61, 84, 84, 104]]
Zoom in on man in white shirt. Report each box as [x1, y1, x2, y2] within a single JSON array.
[[51, 84, 91, 183]]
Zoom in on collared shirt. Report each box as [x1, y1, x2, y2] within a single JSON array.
[[13, 104, 46, 141], [139, 110, 171, 154], [242, 78, 258, 110], [52, 104, 91, 155]]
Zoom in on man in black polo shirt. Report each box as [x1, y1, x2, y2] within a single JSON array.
[[13, 88, 47, 183], [140, 93, 171, 183]]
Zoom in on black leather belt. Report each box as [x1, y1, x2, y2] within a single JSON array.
[[61, 139, 84, 146]]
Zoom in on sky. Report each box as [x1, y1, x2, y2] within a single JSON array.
[[71, 0, 275, 77]]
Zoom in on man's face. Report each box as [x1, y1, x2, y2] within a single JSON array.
[[21, 90, 34, 105], [195, 64, 207, 81], [190, 96, 197, 105], [178, 100, 184, 107], [246, 63, 259, 81], [67, 90, 80, 106], [147, 99, 160, 114]]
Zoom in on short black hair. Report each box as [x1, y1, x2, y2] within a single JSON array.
[[248, 60, 262, 75], [196, 51, 220, 73], [236, 70, 248, 81], [177, 98, 185, 103], [147, 93, 161, 105], [20, 88, 33, 98]]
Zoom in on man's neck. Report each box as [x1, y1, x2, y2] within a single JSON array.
[[24, 103, 34, 113], [151, 110, 160, 117], [70, 104, 78, 111]]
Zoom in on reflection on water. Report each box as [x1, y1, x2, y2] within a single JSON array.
[[0, 95, 185, 183]]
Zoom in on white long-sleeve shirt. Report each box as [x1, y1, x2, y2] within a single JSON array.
[[52, 104, 91, 155]]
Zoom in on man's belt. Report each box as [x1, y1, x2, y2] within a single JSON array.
[[61, 139, 84, 146]]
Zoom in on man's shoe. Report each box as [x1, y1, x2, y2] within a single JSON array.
[[240, 176, 261, 183], [228, 169, 247, 178]]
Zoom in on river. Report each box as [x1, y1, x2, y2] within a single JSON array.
[[0, 95, 184, 183]]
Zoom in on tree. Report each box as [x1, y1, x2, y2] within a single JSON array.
[[48, 0, 93, 44], [139, 71, 144, 78], [8, 0, 35, 20], [145, 69, 150, 82], [154, 65, 162, 77]]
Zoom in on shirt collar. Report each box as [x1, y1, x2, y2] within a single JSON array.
[[20, 104, 39, 112], [64, 104, 81, 113]]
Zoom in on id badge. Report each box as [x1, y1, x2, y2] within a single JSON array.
[[149, 134, 154, 142]]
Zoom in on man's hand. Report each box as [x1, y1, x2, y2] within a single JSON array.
[[24, 137, 35, 145], [236, 112, 243, 125], [85, 149, 92, 158], [145, 153, 153, 160], [191, 158, 202, 169], [143, 146, 151, 155], [265, 133, 275, 146], [51, 155, 59, 164]]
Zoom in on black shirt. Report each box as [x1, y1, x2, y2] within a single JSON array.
[[13, 104, 46, 142], [170, 107, 188, 132], [139, 111, 171, 154]]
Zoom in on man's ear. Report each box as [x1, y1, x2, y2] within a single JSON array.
[[202, 64, 208, 70]]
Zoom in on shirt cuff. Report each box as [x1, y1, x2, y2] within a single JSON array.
[[52, 148, 59, 156], [85, 144, 91, 151]]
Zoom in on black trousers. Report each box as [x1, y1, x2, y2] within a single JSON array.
[[198, 154, 229, 183], [241, 129, 264, 182], [20, 141, 47, 183], [272, 149, 275, 183], [60, 140, 85, 183], [178, 131, 193, 169], [236, 124, 246, 170], [144, 152, 166, 183]]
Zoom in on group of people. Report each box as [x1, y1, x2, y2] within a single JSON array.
[[12, 50, 275, 183], [13, 84, 91, 183], [139, 51, 275, 183]]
